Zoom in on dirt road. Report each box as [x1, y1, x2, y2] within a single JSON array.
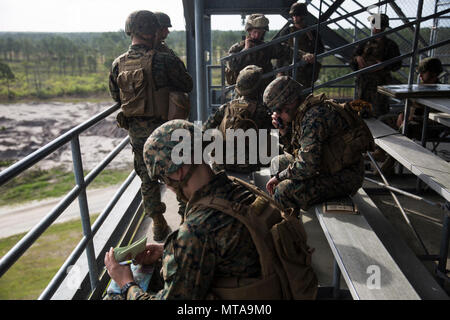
[[0, 185, 121, 238]]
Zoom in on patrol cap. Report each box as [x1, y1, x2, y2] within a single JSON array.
[[155, 12, 172, 28], [245, 14, 269, 31], [235, 65, 263, 97], [125, 10, 160, 36], [417, 57, 443, 75], [263, 76, 304, 111], [289, 2, 308, 16], [368, 13, 389, 30]]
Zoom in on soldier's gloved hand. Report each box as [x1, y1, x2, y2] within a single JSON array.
[[244, 36, 255, 50], [135, 244, 164, 266], [303, 53, 315, 64], [104, 247, 134, 288], [266, 176, 280, 195]]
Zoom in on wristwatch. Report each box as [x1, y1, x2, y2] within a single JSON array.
[[121, 281, 138, 298], [275, 171, 281, 181]]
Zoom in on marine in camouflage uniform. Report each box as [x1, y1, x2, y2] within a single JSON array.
[[154, 12, 177, 57], [109, 10, 193, 241], [225, 14, 291, 96], [203, 65, 273, 173], [264, 77, 365, 211], [276, 2, 324, 88], [350, 13, 402, 117], [105, 120, 262, 299]]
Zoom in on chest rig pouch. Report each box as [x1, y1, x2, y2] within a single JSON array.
[[117, 50, 169, 119]]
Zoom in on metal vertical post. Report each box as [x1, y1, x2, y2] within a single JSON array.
[[292, 36, 299, 80], [353, 17, 358, 100], [402, 0, 424, 136], [194, 0, 207, 122], [71, 136, 98, 292], [311, 0, 323, 93], [332, 260, 341, 299], [437, 210, 449, 283]]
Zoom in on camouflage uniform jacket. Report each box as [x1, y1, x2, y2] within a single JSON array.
[[277, 94, 354, 181], [202, 97, 272, 131], [350, 36, 402, 73], [226, 39, 291, 85], [109, 44, 193, 105], [126, 171, 261, 300], [155, 41, 177, 57]]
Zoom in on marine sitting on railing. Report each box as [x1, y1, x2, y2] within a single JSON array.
[[224, 13, 292, 98], [108, 10, 193, 242], [276, 2, 323, 88], [265, 76, 374, 211]]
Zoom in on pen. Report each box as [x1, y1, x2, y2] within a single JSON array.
[[104, 259, 136, 270]]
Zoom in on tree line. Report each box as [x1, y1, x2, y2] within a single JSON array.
[[0, 27, 447, 101]]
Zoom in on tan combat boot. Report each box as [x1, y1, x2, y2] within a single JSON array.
[[151, 213, 171, 242]]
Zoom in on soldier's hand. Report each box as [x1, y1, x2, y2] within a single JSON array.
[[244, 37, 255, 50], [135, 244, 164, 266], [303, 53, 315, 64], [104, 247, 134, 288], [266, 176, 280, 195], [271, 113, 288, 136], [356, 56, 367, 69]]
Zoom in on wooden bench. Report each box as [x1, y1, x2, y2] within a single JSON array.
[[315, 191, 421, 300], [365, 118, 450, 202], [429, 112, 450, 128]]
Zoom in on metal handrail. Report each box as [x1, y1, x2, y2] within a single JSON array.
[[0, 101, 130, 299]]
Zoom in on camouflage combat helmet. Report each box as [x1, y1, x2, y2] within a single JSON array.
[[155, 12, 172, 28], [144, 119, 196, 180], [235, 65, 264, 97], [289, 2, 308, 16], [245, 14, 269, 31], [144, 119, 200, 201], [125, 10, 160, 36], [263, 76, 304, 110], [417, 57, 443, 75], [369, 13, 389, 30]]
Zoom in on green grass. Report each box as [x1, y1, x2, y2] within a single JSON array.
[[0, 166, 132, 207], [0, 214, 98, 300]]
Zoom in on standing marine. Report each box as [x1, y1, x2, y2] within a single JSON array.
[[350, 13, 402, 117], [108, 10, 193, 241], [154, 12, 176, 56], [264, 76, 374, 211], [276, 2, 324, 88]]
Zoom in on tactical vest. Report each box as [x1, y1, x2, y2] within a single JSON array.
[[219, 99, 258, 137], [117, 50, 169, 119], [362, 39, 385, 67], [192, 177, 318, 300], [292, 94, 375, 175]]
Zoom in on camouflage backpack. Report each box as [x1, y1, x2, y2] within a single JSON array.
[[193, 176, 318, 300], [218, 99, 259, 137]]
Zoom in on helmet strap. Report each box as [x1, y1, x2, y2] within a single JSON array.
[[166, 164, 198, 202]]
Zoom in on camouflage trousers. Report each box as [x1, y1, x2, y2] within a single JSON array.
[[128, 117, 166, 217], [270, 153, 364, 211], [356, 72, 392, 117]]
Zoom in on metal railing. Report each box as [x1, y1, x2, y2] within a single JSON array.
[[210, 1, 450, 113], [0, 102, 135, 299]]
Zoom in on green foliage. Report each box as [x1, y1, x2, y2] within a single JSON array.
[[0, 214, 99, 300], [0, 166, 132, 206]]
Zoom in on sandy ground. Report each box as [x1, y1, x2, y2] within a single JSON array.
[[0, 100, 132, 171]]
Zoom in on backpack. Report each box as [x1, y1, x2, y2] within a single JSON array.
[[218, 99, 258, 137], [193, 177, 318, 300]]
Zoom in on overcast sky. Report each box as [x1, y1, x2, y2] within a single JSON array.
[[0, 0, 288, 32]]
